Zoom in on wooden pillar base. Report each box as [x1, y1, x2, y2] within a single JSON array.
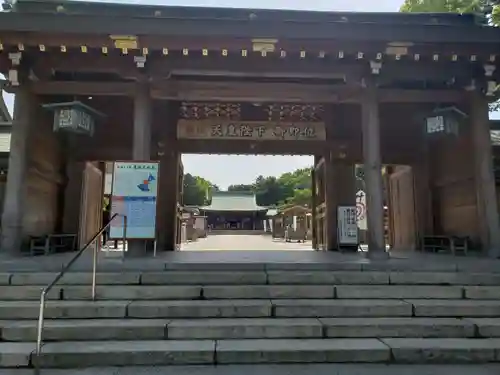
[[0, 87, 35, 254], [471, 90, 500, 256], [325, 156, 356, 251], [156, 151, 180, 251], [361, 81, 386, 255]]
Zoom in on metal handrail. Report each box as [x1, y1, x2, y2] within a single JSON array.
[[35, 213, 128, 358]]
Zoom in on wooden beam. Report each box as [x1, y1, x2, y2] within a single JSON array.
[[29, 53, 486, 84], [175, 139, 336, 155], [16, 79, 466, 103], [7, 81, 137, 96], [377, 89, 465, 103], [32, 53, 364, 81], [154, 81, 354, 103]]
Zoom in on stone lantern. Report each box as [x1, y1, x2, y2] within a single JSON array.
[[43, 101, 105, 137], [424, 106, 467, 138]]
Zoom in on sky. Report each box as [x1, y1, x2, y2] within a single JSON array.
[[2, 0, 499, 189]]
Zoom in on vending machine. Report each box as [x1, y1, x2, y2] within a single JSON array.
[[337, 206, 359, 251]]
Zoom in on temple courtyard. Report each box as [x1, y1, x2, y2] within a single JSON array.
[[181, 235, 313, 251]]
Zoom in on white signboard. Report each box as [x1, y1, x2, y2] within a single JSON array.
[[110, 161, 159, 239], [337, 206, 358, 246], [356, 190, 367, 231]]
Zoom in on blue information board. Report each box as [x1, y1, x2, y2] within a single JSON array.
[[109, 161, 159, 239]]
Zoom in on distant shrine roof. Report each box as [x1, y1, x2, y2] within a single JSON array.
[[200, 191, 268, 212]]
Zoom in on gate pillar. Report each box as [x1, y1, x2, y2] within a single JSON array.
[[324, 154, 356, 251], [127, 82, 152, 257], [0, 86, 35, 254], [470, 90, 500, 257], [361, 80, 387, 258]]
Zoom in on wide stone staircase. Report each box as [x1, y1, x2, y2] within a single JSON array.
[[2, 264, 500, 369]]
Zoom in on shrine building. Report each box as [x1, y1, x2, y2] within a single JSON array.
[[0, 1, 500, 257], [200, 191, 268, 231]]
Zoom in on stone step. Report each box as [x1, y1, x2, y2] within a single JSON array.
[[7, 338, 500, 368], [408, 300, 500, 317], [166, 318, 323, 339], [6, 364, 500, 375], [335, 285, 463, 299], [3, 317, 492, 342], [214, 339, 390, 364], [0, 301, 129, 320], [31, 339, 391, 367], [2, 299, 498, 320], [0, 285, 203, 300], [1, 318, 324, 341], [202, 285, 335, 299], [63, 286, 202, 300], [272, 299, 413, 317], [266, 271, 390, 285], [469, 319, 500, 337], [380, 338, 500, 363], [141, 272, 267, 285], [7, 271, 500, 287], [7, 272, 268, 286], [319, 318, 476, 338], [32, 340, 216, 368], [464, 286, 500, 299], [9, 273, 142, 286], [127, 300, 273, 318], [1, 319, 169, 341], [0, 284, 481, 301], [389, 272, 500, 286], [0, 342, 34, 367]]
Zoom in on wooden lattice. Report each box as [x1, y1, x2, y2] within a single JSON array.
[[179, 102, 241, 120], [267, 104, 324, 121]]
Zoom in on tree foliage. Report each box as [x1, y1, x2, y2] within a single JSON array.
[[228, 168, 313, 207], [400, 0, 500, 24], [182, 173, 219, 206], [184, 165, 368, 209]]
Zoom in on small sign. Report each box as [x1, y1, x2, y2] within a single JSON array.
[[109, 35, 138, 49], [356, 190, 367, 231], [177, 120, 326, 141], [337, 206, 359, 246], [109, 161, 159, 239]]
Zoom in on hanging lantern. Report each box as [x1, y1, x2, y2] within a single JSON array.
[[424, 106, 467, 137], [43, 101, 105, 137]]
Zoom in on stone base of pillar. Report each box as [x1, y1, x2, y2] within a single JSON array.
[[126, 240, 148, 258], [365, 250, 390, 260]]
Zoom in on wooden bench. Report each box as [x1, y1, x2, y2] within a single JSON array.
[[422, 235, 470, 256], [29, 234, 78, 256]]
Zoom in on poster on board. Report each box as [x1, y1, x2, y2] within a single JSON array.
[[356, 190, 367, 231], [109, 161, 159, 239]]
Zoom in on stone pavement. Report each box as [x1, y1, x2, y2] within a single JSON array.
[[0, 233, 499, 273], [1, 364, 500, 375], [182, 234, 313, 251]]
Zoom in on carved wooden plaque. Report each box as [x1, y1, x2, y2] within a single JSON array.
[[177, 120, 326, 141]]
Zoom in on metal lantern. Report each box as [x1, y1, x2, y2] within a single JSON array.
[[424, 106, 467, 137], [43, 101, 105, 137]]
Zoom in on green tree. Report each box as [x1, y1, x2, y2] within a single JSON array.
[[182, 173, 218, 206], [400, 0, 500, 23], [228, 184, 254, 192]]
